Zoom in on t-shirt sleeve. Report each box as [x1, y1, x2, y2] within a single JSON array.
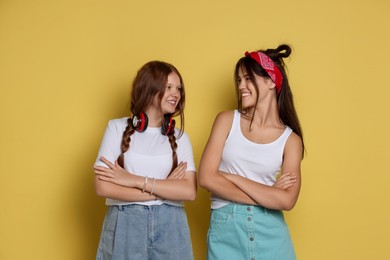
[[94, 119, 123, 168], [177, 131, 196, 173]]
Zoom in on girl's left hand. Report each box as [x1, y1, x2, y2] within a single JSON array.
[[94, 156, 137, 188], [273, 172, 296, 190], [167, 161, 187, 180]]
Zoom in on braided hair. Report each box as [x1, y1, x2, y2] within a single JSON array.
[[117, 61, 185, 171]]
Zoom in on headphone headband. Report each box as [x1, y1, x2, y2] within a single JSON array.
[[131, 113, 175, 136]]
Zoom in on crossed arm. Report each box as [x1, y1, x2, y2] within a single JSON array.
[[198, 111, 302, 211], [94, 158, 197, 202]]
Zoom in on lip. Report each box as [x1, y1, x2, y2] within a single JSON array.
[[166, 99, 178, 105], [241, 92, 251, 98]]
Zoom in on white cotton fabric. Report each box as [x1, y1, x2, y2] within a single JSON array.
[[211, 110, 292, 209], [95, 118, 196, 207]]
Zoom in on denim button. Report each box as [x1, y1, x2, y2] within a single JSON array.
[[247, 207, 251, 211], [248, 217, 252, 221], [250, 237, 254, 241]]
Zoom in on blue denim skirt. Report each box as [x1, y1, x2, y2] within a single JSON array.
[[96, 204, 193, 260], [207, 204, 296, 260]]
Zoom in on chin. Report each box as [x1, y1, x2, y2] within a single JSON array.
[[163, 108, 176, 114]]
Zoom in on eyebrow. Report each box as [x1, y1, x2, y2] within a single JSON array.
[[166, 83, 182, 88]]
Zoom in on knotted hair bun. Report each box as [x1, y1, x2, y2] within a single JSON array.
[[264, 44, 292, 65], [275, 44, 291, 58]]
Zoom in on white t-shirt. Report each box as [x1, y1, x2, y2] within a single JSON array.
[[212, 110, 292, 209], [95, 117, 196, 206]]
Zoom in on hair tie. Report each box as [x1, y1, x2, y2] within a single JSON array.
[[245, 51, 283, 94]]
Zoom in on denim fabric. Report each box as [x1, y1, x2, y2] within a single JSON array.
[[96, 204, 193, 260], [207, 204, 296, 260]]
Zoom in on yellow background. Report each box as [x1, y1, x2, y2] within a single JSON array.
[[1, 0, 389, 259]]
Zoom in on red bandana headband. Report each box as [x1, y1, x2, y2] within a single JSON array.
[[245, 51, 283, 94]]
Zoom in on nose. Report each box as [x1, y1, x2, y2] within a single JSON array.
[[238, 80, 246, 90], [171, 88, 180, 97]]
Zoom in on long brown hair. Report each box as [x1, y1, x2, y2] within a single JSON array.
[[234, 44, 305, 157], [117, 61, 186, 172]]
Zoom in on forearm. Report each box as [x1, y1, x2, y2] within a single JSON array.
[[138, 173, 197, 201], [94, 160, 196, 202], [199, 171, 256, 205], [95, 177, 157, 202], [227, 174, 299, 210]]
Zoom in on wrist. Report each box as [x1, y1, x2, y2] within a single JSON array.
[[138, 176, 147, 190]]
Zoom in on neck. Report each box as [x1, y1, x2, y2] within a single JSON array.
[[246, 98, 281, 127], [145, 107, 163, 127]]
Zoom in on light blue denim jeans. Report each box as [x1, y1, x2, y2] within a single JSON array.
[[207, 204, 296, 260], [96, 204, 193, 260]]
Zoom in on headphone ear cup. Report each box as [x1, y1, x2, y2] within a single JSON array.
[[131, 112, 148, 132], [161, 114, 175, 136]]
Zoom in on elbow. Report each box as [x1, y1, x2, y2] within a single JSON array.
[[186, 182, 198, 201], [198, 172, 211, 191], [198, 178, 206, 190], [186, 190, 197, 201], [175, 189, 196, 202], [95, 178, 108, 198], [178, 179, 197, 201], [198, 179, 211, 192], [199, 179, 215, 193], [95, 186, 105, 197], [282, 204, 294, 211], [280, 199, 297, 211], [273, 189, 299, 211]]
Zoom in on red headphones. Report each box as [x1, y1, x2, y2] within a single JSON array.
[[130, 112, 149, 132], [161, 114, 176, 136], [130, 113, 175, 136]]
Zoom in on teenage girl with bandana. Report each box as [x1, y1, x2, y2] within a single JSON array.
[[199, 45, 304, 260], [94, 61, 196, 260]]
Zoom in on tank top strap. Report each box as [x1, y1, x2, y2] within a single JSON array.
[[226, 110, 241, 141], [232, 110, 241, 131], [277, 126, 293, 148]]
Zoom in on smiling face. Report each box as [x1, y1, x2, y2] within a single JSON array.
[[236, 65, 276, 110], [237, 67, 256, 109], [161, 72, 182, 114]]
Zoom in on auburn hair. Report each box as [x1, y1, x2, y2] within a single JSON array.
[[117, 61, 186, 172]]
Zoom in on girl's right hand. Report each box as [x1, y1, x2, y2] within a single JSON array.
[[273, 172, 297, 190], [167, 162, 187, 179]]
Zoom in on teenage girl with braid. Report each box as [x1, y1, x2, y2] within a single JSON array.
[[94, 61, 196, 260], [199, 44, 304, 260]]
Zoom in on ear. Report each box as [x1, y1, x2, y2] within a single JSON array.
[[265, 78, 276, 90]]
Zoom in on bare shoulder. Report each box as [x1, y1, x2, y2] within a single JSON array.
[[214, 110, 235, 126], [210, 110, 235, 139], [287, 131, 302, 146], [285, 131, 303, 158]]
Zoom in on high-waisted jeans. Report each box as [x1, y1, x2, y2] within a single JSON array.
[[96, 204, 193, 260]]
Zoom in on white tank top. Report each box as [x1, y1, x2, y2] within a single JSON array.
[[211, 110, 293, 209]]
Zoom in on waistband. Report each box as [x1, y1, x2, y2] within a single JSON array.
[[113, 203, 180, 211], [213, 203, 280, 215]]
